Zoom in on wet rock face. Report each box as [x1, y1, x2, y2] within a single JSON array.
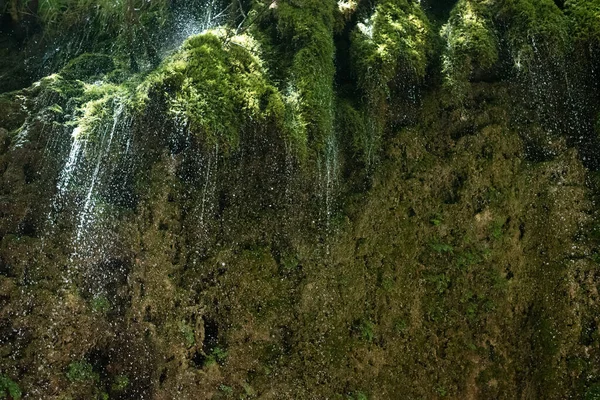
[[1, 0, 600, 399]]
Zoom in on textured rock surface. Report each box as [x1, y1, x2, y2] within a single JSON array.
[[1, 1, 600, 399]]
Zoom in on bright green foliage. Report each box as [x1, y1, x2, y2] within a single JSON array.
[[276, 0, 337, 154], [219, 384, 233, 395], [498, 0, 568, 69], [441, 0, 498, 100], [204, 346, 228, 367], [349, 0, 431, 161], [211, 347, 228, 363], [351, 0, 432, 91], [70, 82, 131, 138], [66, 361, 98, 383], [566, 0, 600, 44], [358, 320, 375, 342], [348, 391, 368, 400], [0, 375, 21, 400], [148, 32, 285, 153]]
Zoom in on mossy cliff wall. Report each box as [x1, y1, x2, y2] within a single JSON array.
[[2, 0, 600, 399]]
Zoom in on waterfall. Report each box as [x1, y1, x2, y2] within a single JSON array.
[[39, 3, 226, 293]]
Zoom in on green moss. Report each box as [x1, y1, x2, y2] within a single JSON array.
[[218, 384, 233, 395], [498, 0, 568, 68], [146, 32, 286, 153], [349, 0, 432, 159], [0, 375, 21, 400], [357, 319, 375, 342], [111, 375, 129, 392], [566, 0, 600, 45], [336, 100, 370, 163], [204, 346, 229, 368], [179, 321, 195, 348], [60, 53, 116, 81], [90, 296, 110, 314], [586, 384, 600, 400], [349, 391, 368, 400], [441, 0, 498, 101], [275, 0, 336, 155], [38, 0, 169, 49], [66, 361, 98, 383], [351, 0, 432, 87]]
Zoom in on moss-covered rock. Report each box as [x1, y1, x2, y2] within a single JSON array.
[[274, 0, 337, 156], [144, 32, 286, 153], [499, 0, 568, 67], [1, 1, 600, 399], [345, 0, 432, 164], [60, 53, 116, 82], [0, 375, 21, 400], [566, 0, 600, 43], [441, 0, 498, 101], [351, 0, 432, 90]]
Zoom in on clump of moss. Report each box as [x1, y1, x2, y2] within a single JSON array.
[[60, 53, 116, 82], [66, 361, 98, 383], [179, 321, 195, 348], [146, 32, 285, 153], [441, 0, 498, 101], [90, 295, 111, 314], [0, 375, 21, 400], [349, 0, 432, 161], [351, 0, 432, 91], [565, 0, 600, 56], [274, 0, 337, 155], [498, 0, 568, 70], [111, 375, 129, 392], [336, 100, 370, 164]]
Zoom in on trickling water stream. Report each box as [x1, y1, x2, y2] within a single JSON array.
[[39, 2, 228, 294]]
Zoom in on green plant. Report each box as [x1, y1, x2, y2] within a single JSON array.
[[179, 322, 195, 348], [586, 383, 600, 400], [90, 296, 110, 313], [60, 53, 116, 81], [111, 375, 129, 392], [436, 385, 448, 396], [0, 375, 21, 400], [441, 0, 498, 102], [219, 384, 233, 395], [348, 391, 368, 400], [275, 0, 337, 155], [205, 346, 228, 367], [490, 218, 506, 239], [358, 320, 375, 342], [66, 361, 98, 383], [431, 242, 454, 254], [499, 0, 568, 69], [147, 32, 286, 154], [349, 0, 432, 159]]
